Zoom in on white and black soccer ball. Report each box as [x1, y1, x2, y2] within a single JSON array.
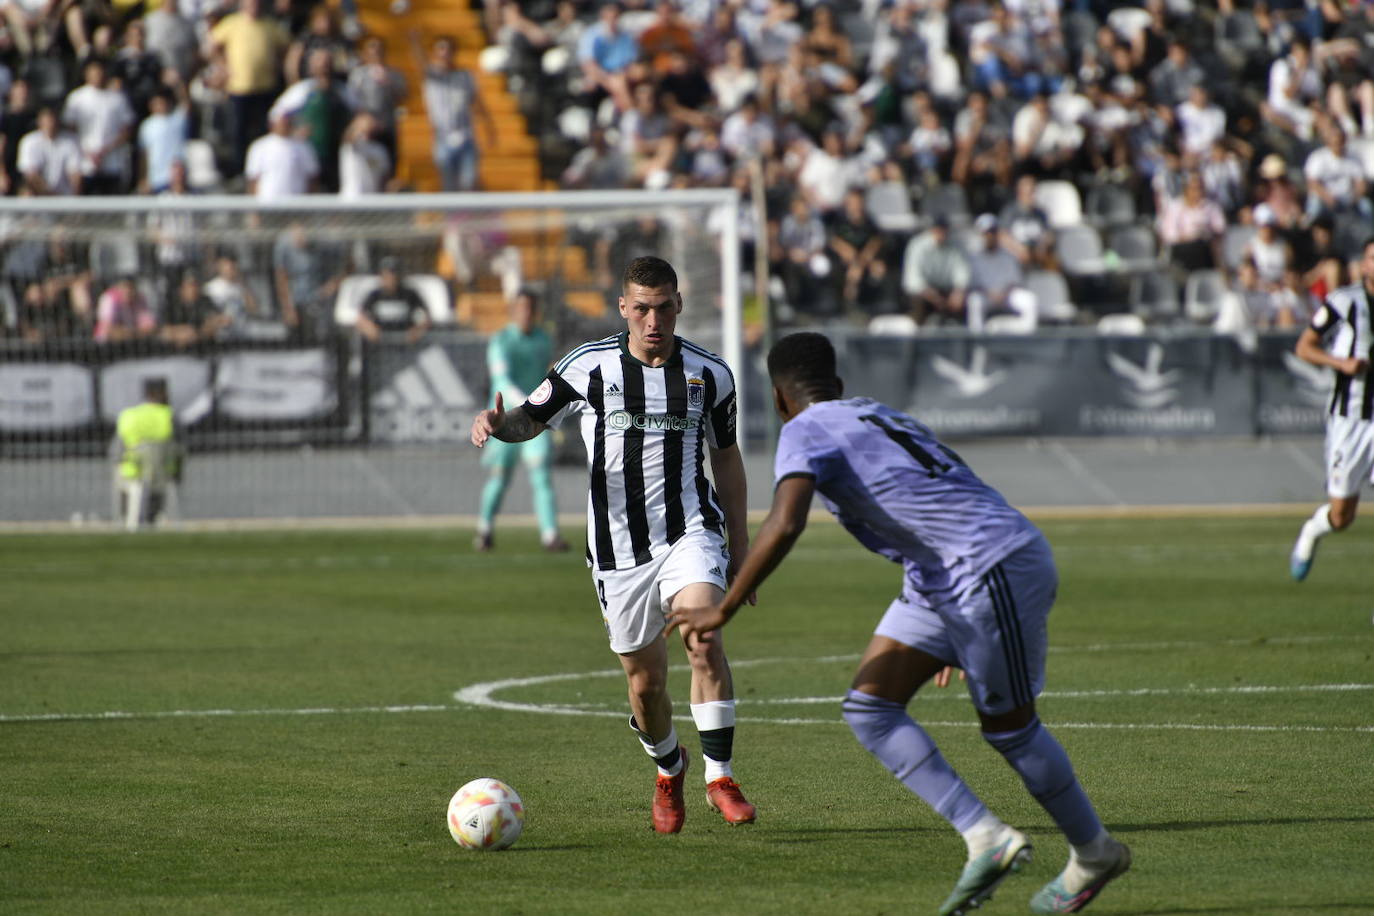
[[447, 778, 524, 850]]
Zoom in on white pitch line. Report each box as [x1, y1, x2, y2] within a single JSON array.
[[0, 704, 452, 724]]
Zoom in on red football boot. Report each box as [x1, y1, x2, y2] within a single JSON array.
[[705, 777, 756, 825], [652, 749, 687, 833]]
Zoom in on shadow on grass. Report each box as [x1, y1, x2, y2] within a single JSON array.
[[1109, 815, 1374, 833]]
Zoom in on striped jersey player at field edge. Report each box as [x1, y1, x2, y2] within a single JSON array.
[[1288, 236, 1374, 583], [469, 255, 758, 833], [667, 332, 1131, 915]]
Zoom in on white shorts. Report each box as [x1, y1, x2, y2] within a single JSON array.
[[591, 529, 730, 654], [874, 534, 1057, 717], [1324, 414, 1374, 498]]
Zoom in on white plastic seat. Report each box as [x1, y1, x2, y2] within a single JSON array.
[[1096, 313, 1147, 334], [184, 139, 221, 192], [1184, 269, 1228, 323], [1033, 180, 1084, 228], [1025, 269, 1077, 323]]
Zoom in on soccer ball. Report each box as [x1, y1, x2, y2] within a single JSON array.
[[447, 778, 524, 850]]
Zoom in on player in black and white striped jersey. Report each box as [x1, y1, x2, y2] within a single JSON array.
[[470, 256, 757, 832], [1290, 237, 1374, 582]]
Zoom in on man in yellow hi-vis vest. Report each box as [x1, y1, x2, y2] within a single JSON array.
[[113, 377, 183, 528]]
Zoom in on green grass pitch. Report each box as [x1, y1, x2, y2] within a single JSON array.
[[3, 516, 1372, 914]]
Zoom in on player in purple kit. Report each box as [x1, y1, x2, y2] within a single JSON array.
[[669, 332, 1130, 915]]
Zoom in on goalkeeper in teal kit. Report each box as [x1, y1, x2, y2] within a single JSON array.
[[475, 290, 569, 552]]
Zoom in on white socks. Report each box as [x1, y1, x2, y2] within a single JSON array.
[[960, 812, 1010, 858], [691, 700, 736, 781]]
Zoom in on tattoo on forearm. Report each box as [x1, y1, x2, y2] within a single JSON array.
[[494, 407, 537, 442]]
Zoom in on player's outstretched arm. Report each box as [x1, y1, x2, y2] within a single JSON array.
[[668, 475, 816, 639], [470, 392, 547, 447]]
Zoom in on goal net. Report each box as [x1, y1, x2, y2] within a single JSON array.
[[0, 190, 741, 525]]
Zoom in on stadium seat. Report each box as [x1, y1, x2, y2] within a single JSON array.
[[1096, 313, 1147, 334], [865, 182, 918, 233], [867, 314, 920, 336], [334, 274, 453, 327], [1349, 137, 1374, 181], [479, 46, 509, 73], [1107, 6, 1153, 42], [184, 139, 221, 192], [1033, 180, 1084, 228], [920, 183, 971, 227], [928, 51, 964, 104], [1024, 269, 1077, 324], [1184, 269, 1228, 323], [1106, 225, 1159, 272], [1128, 271, 1180, 321], [556, 106, 593, 143], [1054, 224, 1105, 276], [1221, 223, 1256, 271], [1084, 183, 1137, 229]]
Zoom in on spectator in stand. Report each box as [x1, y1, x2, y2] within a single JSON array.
[[802, 4, 852, 72], [720, 94, 774, 162], [17, 106, 83, 195], [338, 111, 393, 197], [998, 173, 1055, 269], [1157, 171, 1226, 276], [794, 128, 851, 215], [1199, 138, 1245, 217], [1175, 84, 1226, 160], [245, 110, 319, 199], [1149, 37, 1205, 108], [273, 220, 345, 342], [492, 1, 551, 84], [1243, 204, 1294, 290], [93, 276, 157, 343], [659, 47, 714, 131], [902, 215, 971, 327], [1263, 36, 1322, 140], [63, 58, 136, 195], [0, 79, 37, 196], [827, 186, 888, 315], [619, 80, 676, 188], [1254, 153, 1303, 231], [1303, 122, 1371, 225], [45, 229, 95, 328], [577, 1, 639, 113], [966, 212, 1037, 332], [138, 80, 190, 194], [17, 280, 81, 343], [639, 0, 696, 77], [561, 124, 629, 189], [952, 90, 1012, 216], [356, 256, 431, 344], [412, 31, 496, 192], [112, 20, 166, 119], [710, 37, 758, 114], [160, 272, 228, 347], [203, 251, 264, 340], [868, 0, 927, 94], [907, 101, 953, 186], [696, 2, 741, 71], [284, 5, 353, 85], [347, 35, 407, 170], [2, 0, 47, 57], [1012, 91, 1082, 180], [776, 194, 831, 318], [145, 0, 200, 83], [148, 159, 199, 298], [684, 124, 730, 186], [270, 47, 356, 192], [1299, 214, 1345, 302], [207, 0, 291, 178], [970, 2, 1043, 98], [1326, 3, 1374, 138]]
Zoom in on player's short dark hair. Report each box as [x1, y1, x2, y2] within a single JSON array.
[[622, 256, 677, 293], [143, 376, 168, 400], [767, 332, 836, 388]]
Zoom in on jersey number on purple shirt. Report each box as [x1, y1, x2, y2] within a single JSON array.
[[859, 413, 964, 479]]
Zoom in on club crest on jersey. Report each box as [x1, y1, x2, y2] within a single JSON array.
[[687, 376, 705, 408]]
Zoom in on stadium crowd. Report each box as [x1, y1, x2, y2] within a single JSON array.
[[3, 0, 1374, 342]]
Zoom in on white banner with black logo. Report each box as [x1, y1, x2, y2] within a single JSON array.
[[0, 362, 94, 431], [216, 349, 337, 421], [366, 341, 485, 442]]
